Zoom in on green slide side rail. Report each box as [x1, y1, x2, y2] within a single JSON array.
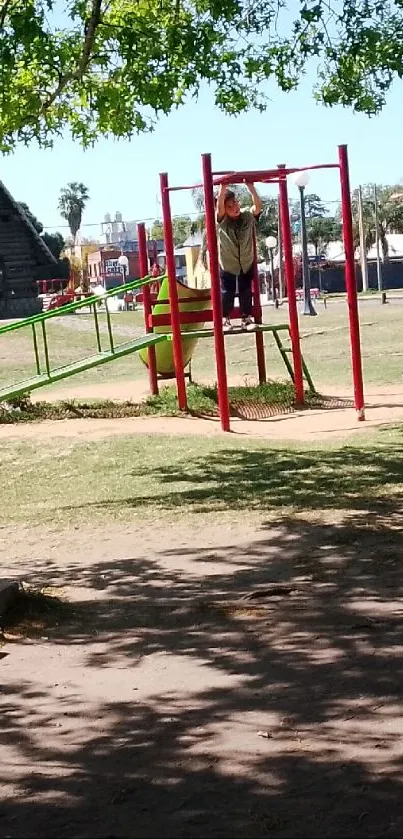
[[0, 274, 166, 403], [0, 274, 159, 336], [0, 334, 167, 402]]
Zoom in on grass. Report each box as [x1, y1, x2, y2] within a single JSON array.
[[1, 424, 403, 529], [1, 298, 403, 534], [1, 297, 403, 400], [0, 381, 350, 425], [0, 310, 147, 391]]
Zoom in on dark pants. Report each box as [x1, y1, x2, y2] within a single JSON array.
[[220, 266, 253, 318]]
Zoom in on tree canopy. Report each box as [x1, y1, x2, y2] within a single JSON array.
[[18, 201, 66, 258], [306, 216, 342, 256], [1, 1, 403, 152], [350, 184, 403, 261], [304, 194, 327, 220], [18, 202, 43, 233], [42, 231, 65, 260], [151, 215, 194, 247]]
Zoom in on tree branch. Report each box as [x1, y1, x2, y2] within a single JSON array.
[[38, 0, 103, 117], [0, 0, 16, 30], [78, 0, 103, 77]]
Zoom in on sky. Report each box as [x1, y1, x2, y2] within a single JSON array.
[[2, 75, 403, 236]]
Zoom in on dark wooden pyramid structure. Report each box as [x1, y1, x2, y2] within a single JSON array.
[[0, 180, 57, 318]]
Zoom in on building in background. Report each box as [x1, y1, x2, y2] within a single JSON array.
[[157, 248, 188, 284], [88, 239, 162, 291], [100, 211, 164, 252]]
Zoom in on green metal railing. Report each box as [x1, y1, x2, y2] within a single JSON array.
[[0, 275, 167, 402], [0, 274, 159, 337]]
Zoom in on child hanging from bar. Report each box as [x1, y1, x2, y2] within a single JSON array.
[[216, 182, 262, 332]]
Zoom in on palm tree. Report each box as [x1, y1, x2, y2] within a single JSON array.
[[58, 182, 89, 242]]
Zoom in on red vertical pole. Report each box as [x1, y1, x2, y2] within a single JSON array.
[[160, 172, 187, 411], [137, 222, 158, 396], [252, 235, 266, 384], [202, 153, 230, 432], [277, 165, 305, 404], [338, 145, 365, 420]]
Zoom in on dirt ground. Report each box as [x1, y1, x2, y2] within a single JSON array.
[[1, 380, 402, 443], [1, 518, 402, 838], [1, 380, 402, 838]]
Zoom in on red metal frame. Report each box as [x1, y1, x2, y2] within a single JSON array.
[[202, 152, 230, 432], [150, 146, 364, 428], [160, 172, 187, 412], [154, 294, 211, 306], [252, 235, 266, 384], [278, 164, 305, 404], [137, 222, 158, 396], [167, 164, 339, 194], [338, 145, 365, 420], [149, 310, 214, 328]]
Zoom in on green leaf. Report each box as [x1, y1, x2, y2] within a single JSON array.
[[1, 0, 403, 151]]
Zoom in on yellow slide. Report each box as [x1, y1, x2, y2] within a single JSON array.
[[138, 277, 211, 377]]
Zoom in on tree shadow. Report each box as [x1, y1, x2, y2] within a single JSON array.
[[1, 512, 402, 837], [59, 440, 403, 521]]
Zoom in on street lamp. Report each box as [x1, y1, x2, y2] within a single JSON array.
[[265, 235, 278, 308], [294, 171, 317, 316], [117, 253, 129, 284]]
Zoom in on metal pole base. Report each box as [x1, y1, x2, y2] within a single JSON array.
[[301, 299, 317, 316]]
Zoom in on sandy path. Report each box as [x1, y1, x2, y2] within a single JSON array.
[[2, 382, 403, 442], [1, 519, 402, 838]]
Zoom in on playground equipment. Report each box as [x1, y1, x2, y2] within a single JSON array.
[[0, 145, 364, 433], [139, 144, 364, 431], [0, 275, 168, 402], [134, 217, 316, 399], [138, 275, 211, 377]]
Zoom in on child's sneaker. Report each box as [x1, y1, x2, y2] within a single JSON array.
[[241, 315, 256, 332], [223, 318, 233, 333]]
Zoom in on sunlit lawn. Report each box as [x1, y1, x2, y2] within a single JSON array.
[[2, 423, 403, 528], [0, 297, 403, 397]]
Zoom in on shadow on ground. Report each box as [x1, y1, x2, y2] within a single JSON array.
[[61, 438, 403, 521], [1, 510, 402, 837]]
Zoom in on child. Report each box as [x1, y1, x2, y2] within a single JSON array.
[[216, 182, 262, 331]]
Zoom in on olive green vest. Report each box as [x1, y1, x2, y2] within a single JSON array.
[[217, 209, 255, 275]]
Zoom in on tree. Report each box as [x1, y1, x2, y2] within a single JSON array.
[[151, 221, 164, 241], [351, 185, 403, 261], [58, 183, 89, 241], [307, 217, 341, 257], [18, 201, 66, 256], [42, 231, 65, 260], [18, 202, 43, 234], [171, 216, 193, 247], [256, 197, 279, 260], [2, 1, 402, 154], [151, 215, 193, 247], [304, 194, 327, 219]]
